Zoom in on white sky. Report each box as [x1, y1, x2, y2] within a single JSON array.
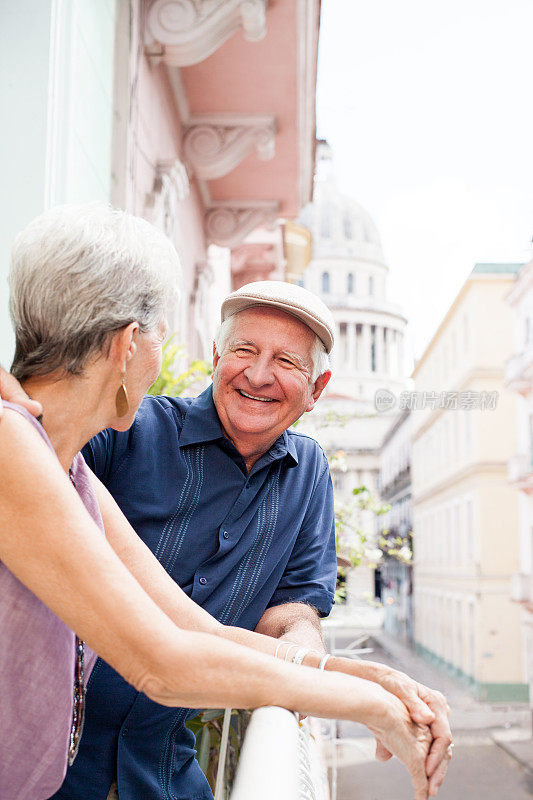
[[316, 0, 533, 365]]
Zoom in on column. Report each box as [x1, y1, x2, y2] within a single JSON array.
[[389, 330, 398, 376], [331, 321, 342, 373], [375, 325, 384, 374], [383, 327, 389, 374], [361, 323, 371, 374], [397, 331, 405, 377], [346, 322, 356, 373]]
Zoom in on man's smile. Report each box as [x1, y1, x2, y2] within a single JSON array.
[[237, 389, 276, 403]]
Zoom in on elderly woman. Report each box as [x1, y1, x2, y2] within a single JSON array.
[[0, 204, 446, 800]]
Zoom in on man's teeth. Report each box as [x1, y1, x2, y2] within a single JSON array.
[[239, 390, 274, 402]]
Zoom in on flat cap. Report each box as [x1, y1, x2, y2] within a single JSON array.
[[221, 280, 335, 353]]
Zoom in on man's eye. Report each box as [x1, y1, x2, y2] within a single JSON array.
[[279, 357, 295, 366], [236, 347, 253, 354]]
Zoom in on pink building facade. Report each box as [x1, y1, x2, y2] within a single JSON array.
[[108, 0, 321, 358], [0, 0, 320, 365]]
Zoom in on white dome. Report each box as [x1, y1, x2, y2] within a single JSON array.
[[299, 144, 386, 266]]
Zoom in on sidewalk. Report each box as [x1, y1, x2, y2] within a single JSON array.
[[369, 627, 532, 733]]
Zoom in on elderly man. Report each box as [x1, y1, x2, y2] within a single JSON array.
[[0, 281, 451, 800]]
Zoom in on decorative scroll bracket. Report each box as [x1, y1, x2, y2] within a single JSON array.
[[205, 203, 279, 249], [183, 115, 276, 180], [145, 0, 268, 67], [145, 159, 190, 237]]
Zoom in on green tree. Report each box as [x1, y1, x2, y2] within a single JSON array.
[[147, 336, 212, 397]]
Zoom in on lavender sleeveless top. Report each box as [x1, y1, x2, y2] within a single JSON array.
[[0, 403, 105, 800]]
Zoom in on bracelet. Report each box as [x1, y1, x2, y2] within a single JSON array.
[[284, 643, 300, 661], [274, 640, 298, 660], [291, 647, 309, 666], [318, 654, 331, 671]]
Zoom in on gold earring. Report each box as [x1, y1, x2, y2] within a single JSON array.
[[115, 378, 129, 417]]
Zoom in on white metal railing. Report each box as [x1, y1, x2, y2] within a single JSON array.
[[510, 572, 533, 604], [321, 612, 375, 800], [228, 707, 328, 800], [508, 453, 533, 487]]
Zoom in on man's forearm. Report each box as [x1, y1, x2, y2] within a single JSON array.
[[254, 602, 326, 655]]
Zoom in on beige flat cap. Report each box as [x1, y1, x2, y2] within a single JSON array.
[[221, 280, 335, 353]]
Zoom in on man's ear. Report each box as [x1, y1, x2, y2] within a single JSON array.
[[212, 341, 220, 370], [305, 371, 331, 413], [109, 322, 139, 370]]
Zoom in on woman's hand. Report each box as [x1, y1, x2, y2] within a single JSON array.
[[327, 656, 452, 794], [365, 688, 433, 800], [0, 366, 41, 418]]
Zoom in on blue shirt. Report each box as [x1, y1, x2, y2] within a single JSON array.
[[53, 386, 336, 800]]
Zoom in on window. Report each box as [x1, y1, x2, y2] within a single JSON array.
[[320, 210, 331, 238], [321, 271, 330, 294], [347, 272, 354, 294], [466, 497, 474, 564], [445, 506, 451, 565], [369, 275, 374, 296], [454, 502, 461, 565], [343, 211, 352, 239], [529, 415, 533, 467]]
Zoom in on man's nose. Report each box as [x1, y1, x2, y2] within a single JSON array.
[[244, 355, 275, 387]]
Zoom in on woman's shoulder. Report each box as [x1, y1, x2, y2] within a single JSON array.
[[0, 402, 54, 451]]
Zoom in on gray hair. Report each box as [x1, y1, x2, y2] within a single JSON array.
[[9, 203, 180, 380], [214, 312, 331, 382]]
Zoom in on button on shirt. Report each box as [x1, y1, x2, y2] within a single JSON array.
[[53, 386, 336, 800]]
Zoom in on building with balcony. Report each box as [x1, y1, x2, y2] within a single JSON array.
[[296, 141, 408, 603], [0, 0, 320, 368], [378, 408, 414, 643], [505, 257, 533, 707], [412, 262, 528, 701]]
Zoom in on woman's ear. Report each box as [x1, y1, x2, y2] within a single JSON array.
[[109, 322, 139, 370]]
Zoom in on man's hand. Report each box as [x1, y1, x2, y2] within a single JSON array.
[[0, 366, 42, 419], [328, 657, 453, 796]]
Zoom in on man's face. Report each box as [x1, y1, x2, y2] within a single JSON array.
[[212, 306, 330, 451]]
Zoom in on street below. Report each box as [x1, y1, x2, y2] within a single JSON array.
[[319, 628, 533, 800]]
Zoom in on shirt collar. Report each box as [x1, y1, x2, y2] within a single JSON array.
[[179, 385, 299, 467]]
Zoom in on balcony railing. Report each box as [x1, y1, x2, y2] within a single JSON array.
[[229, 707, 328, 800], [507, 453, 533, 491], [504, 349, 533, 393], [510, 572, 533, 604]]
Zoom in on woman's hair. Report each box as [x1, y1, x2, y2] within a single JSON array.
[[9, 203, 180, 380], [214, 314, 331, 383]]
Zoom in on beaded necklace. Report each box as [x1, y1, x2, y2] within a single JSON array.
[[67, 468, 86, 765]]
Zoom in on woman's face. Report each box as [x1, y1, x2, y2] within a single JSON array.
[[113, 316, 168, 431]]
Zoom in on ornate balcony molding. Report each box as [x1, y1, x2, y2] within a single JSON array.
[[145, 0, 268, 67], [183, 115, 276, 180], [145, 159, 190, 237], [205, 203, 278, 249]]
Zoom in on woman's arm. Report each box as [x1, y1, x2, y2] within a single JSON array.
[[93, 471, 450, 796], [93, 473, 444, 725], [0, 411, 433, 798]]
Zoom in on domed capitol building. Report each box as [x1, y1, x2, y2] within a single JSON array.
[[297, 141, 409, 603]]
